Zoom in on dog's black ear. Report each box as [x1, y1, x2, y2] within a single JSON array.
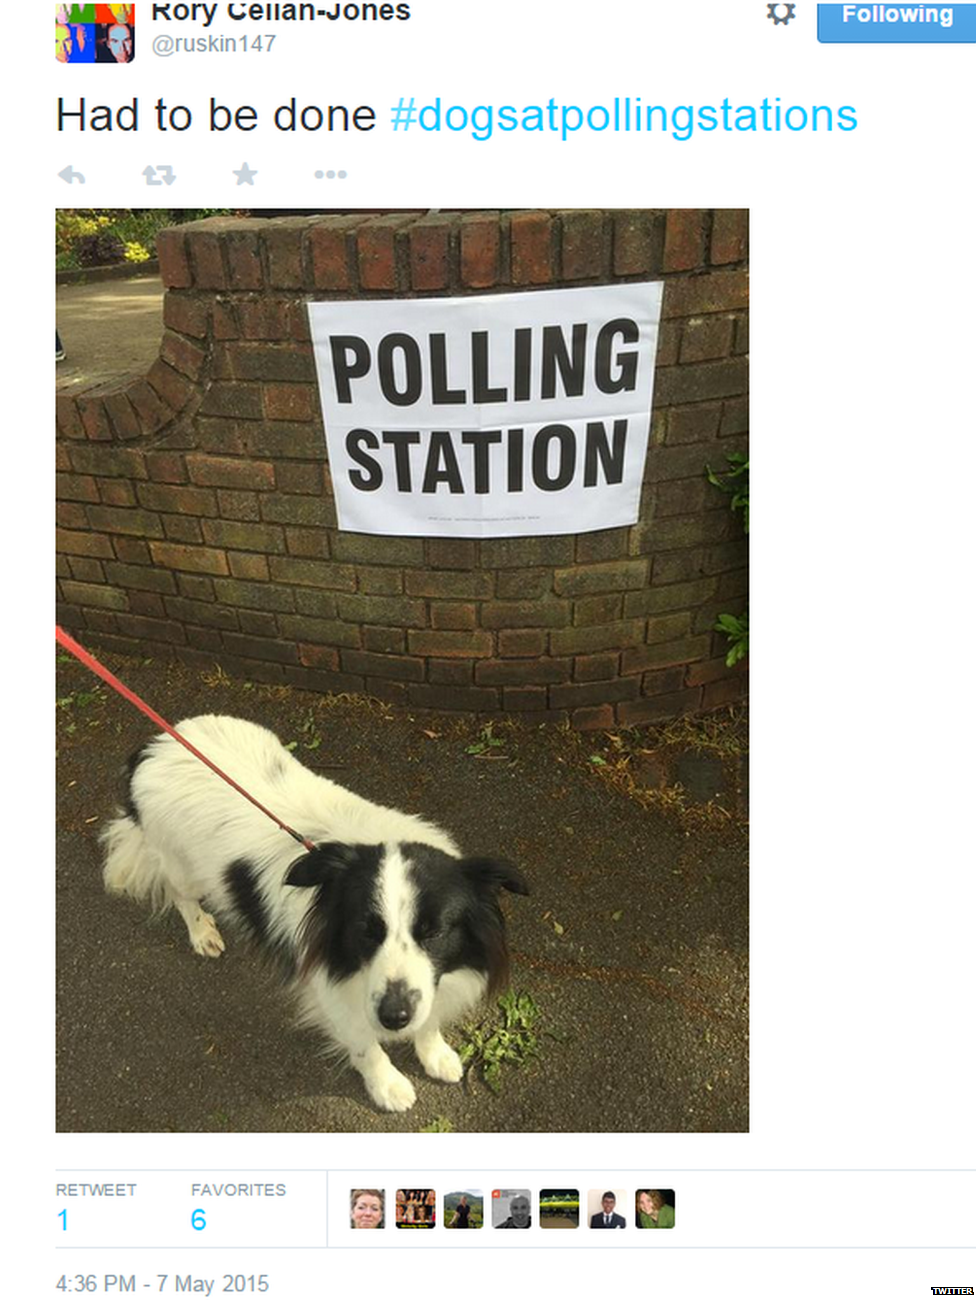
[[461, 855, 530, 896], [285, 841, 364, 888]]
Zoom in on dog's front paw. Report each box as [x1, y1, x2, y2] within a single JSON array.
[[189, 911, 225, 958], [417, 1033, 464, 1083], [366, 1064, 417, 1113]]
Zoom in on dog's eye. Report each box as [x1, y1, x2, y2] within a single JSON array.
[[414, 918, 446, 942], [363, 916, 387, 943]]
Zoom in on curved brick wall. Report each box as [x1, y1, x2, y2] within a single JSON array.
[[55, 209, 748, 728]]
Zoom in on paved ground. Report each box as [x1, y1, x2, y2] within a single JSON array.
[[56, 653, 748, 1134], [56, 274, 164, 393]]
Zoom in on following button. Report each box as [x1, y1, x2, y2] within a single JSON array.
[[818, 2, 976, 39]]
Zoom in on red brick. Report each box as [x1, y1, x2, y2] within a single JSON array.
[[680, 316, 735, 363], [617, 688, 702, 725], [460, 215, 500, 288], [613, 210, 664, 275], [98, 479, 137, 507], [160, 331, 207, 380], [56, 529, 114, 559], [163, 294, 209, 339], [559, 209, 608, 281], [56, 504, 83, 533], [263, 384, 316, 421], [498, 629, 546, 658], [146, 451, 187, 483], [156, 227, 192, 289], [237, 300, 290, 341], [57, 473, 98, 503], [503, 686, 549, 712], [573, 704, 615, 731], [263, 220, 309, 289], [711, 209, 749, 265], [574, 653, 619, 682], [409, 218, 452, 291], [298, 644, 341, 671], [78, 397, 111, 442], [149, 542, 230, 575], [56, 396, 85, 440], [147, 359, 194, 411], [510, 211, 553, 285], [127, 380, 173, 434], [664, 210, 707, 272], [309, 216, 362, 290], [276, 462, 323, 494], [189, 230, 228, 290], [358, 216, 412, 290], [407, 683, 500, 712], [226, 229, 263, 290], [664, 271, 749, 319], [408, 630, 494, 658], [702, 674, 748, 708], [228, 552, 270, 581]]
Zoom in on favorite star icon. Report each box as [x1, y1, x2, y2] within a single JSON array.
[[232, 162, 258, 186]]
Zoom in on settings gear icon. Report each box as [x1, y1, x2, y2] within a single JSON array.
[[767, 2, 797, 23]]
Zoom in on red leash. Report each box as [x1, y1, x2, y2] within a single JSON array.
[[56, 626, 316, 854]]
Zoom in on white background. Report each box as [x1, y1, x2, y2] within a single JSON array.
[[12, 1, 976, 1296]]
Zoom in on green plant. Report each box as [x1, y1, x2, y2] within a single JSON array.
[[706, 453, 749, 667], [457, 991, 540, 1092], [419, 1115, 455, 1133], [715, 612, 749, 667], [464, 721, 507, 757], [706, 452, 749, 533]]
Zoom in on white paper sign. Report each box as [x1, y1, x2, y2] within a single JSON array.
[[308, 281, 663, 538]]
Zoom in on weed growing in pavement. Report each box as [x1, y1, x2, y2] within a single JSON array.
[[457, 991, 540, 1093]]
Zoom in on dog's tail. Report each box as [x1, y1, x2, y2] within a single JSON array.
[[101, 814, 171, 912]]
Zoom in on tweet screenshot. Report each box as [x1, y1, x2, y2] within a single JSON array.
[[21, 0, 974, 1295]]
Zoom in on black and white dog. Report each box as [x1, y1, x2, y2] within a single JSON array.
[[101, 714, 528, 1112]]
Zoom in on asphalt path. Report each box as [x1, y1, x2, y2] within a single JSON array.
[[56, 654, 748, 1134], [56, 274, 164, 393]]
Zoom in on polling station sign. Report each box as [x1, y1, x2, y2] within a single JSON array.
[[308, 282, 663, 538]]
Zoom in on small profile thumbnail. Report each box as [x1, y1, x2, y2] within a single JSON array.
[[395, 1188, 436, 1228], [539, 1188, 579, 1229], [444, 1190, 483, 1229], [635, 1188, 676, 1229], [349, 1188, 384, 1230], [587, 1188, 628, 1229], [56, 6, 135, 64], [492, 1189, 532, 1229]]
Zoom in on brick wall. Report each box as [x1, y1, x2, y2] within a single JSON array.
[[56, 209, 748, 728]]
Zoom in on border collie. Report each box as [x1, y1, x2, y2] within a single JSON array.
[[101, 714, 528, 1112]]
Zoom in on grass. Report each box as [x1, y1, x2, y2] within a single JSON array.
[[577, 705, 748, 826]]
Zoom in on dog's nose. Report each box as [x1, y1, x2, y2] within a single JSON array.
[[377, 980, 415, 1031]]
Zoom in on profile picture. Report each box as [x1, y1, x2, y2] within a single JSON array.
[[444, 1190, 483, 1229], [539, 1188, 579, 1229], [56, 5, 135, 62], [394, 1188, 436, 1228], [587, 1188, 628, 1229], [349, 1188, 384, 1229], [635, 1188, 675, 1229], [492, 1189, 532, 1229]]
